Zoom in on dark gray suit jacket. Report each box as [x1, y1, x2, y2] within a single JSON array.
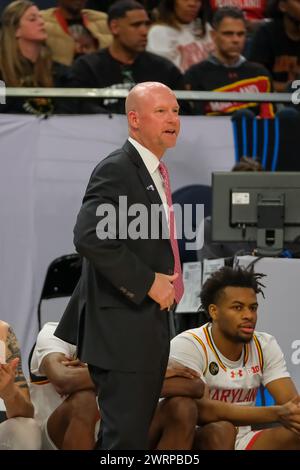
[[55, 141, 174, 372]]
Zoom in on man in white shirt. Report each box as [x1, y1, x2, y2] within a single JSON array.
[[55, 81, 184, 449]]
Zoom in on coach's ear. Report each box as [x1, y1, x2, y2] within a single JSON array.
[[208, 304, 217, 321], [127, 110, 139, 130]]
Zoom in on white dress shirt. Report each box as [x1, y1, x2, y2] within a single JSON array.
[[128, 137, 169, 225]]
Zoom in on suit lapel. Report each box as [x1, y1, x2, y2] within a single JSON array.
[[123, 140, 170, 241]]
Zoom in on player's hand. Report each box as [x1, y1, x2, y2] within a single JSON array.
[[0, 358, 19, 400], [61, 358, 86, 368], [165, 358, 200, 379], [278, 396, 300, 436], [148, 272, 178, 310]]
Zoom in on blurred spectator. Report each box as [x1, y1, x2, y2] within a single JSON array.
[[41, 0, 112, 66], [0, 0, 55, 15], [208, 0, 268, 33], [86, 0, 119, 11], [147, 0, 215, 72], [184, 7, 274, 117], [86, 1, 160, 13], [248, 0, 300, 92], [231, 155, 263, 172], [68, 0, 184, 114], [0, 320, 41, 450], [0, 0, 71, 115]]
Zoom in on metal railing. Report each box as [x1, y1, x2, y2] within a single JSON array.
[[4, 87, 295, 104]]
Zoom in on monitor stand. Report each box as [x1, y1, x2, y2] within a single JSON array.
[[256, 228, 284, 256]]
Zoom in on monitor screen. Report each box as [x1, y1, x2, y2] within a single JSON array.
[[212, 172, 300, 256]]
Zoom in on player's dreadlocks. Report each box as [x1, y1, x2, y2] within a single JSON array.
[[200, 266, 265, 320]]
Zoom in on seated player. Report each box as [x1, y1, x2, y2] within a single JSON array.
[[0, 320, 41, 450], [170, 267, 300, 450]]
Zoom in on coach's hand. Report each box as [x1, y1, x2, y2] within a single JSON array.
[[148, 272, 178, 310]]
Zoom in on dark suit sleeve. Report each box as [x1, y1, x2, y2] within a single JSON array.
[[74, 159, 155, 305]]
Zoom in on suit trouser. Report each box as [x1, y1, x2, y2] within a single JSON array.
[[89, 345, 169, 450]]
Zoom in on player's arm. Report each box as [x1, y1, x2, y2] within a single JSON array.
[[196, 396, 300, 429], [40, 352, 95, 396], [163, 334, 207, 398], [265, 378, 300, 434], [161, 377, 205, 399], [266, 377, 298, 405], [160, 359, 205, 398], [259, 333, 298, 405], [1, 327, 33, 418]]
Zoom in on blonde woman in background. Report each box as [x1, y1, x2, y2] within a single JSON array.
[[0, 0, 70, 114]]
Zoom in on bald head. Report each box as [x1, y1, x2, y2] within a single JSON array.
[[125, 82, 175, 115], [125, 81, 180, 159]]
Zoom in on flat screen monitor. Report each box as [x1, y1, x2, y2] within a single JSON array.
[[212, 172, 300, 256]]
